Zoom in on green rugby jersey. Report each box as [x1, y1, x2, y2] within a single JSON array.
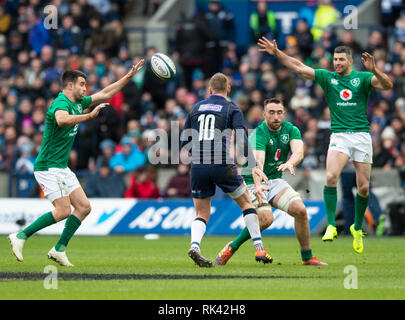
[[242, 120, 302, 184], [314, 69, 374, 133], [34, 92, 92, 171]]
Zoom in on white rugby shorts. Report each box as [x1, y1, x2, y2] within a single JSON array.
[[247, 179, 291, 205], [34, 167, 81, 202], [328, 132, 373, 164]]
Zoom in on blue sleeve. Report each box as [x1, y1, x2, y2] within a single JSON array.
[[180, 113, 192, 149], [231, 106, 257, 168], [230, 106, 245, 130]]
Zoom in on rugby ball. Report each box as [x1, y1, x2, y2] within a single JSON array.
[[150, 53, 176, 80]]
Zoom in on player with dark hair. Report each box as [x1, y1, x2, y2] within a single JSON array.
[[8, 60, 144, 266], [257, 37, 393, 253], [216, 98, 327, 266], [181, 72, 272, 267]]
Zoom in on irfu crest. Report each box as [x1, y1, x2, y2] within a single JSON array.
[[280, 134, 289, 144], [350, 77, 360, 87]]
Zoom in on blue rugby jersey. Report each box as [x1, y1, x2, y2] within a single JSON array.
[[180, 94, 255, 168]]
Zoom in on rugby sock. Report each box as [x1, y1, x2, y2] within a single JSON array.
[[243, 208, 264, 251], [190, 217, 207, 250], [17, 211, 56, 240], [55, 214, 81, 252], [323, 186, 337, 227], [229, 227, 251, 252], [301, 248, 313, 262], [354, 193, 369, 231]]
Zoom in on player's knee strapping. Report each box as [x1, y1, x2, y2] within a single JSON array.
[[277, 188, 301, 213], [252, 199, 272, 213], [242, 208, 257, 216]]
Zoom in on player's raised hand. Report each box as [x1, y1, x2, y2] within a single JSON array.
[[90, 103, 109, 118], [257, 37, 278, 56], [126, 59, 145, 78], [361, 52, 376, 72], [277, 162, 295, 176]]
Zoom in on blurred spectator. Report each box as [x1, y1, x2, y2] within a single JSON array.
[[124, 166, 160, 198], [190, 69, 207, 101], [315, 26, 337, 55], [165, 163, 191, 198], [290, 88, 312, 111], [204, 0, 236, 77], [365, 30, 385, 54], [275, 65, 297, 105], [88, 0, 112, 17], [175, 10, 211, 89], [14, 143, 36, 197], [337, 30, 363, 56], [0, 56, 17, 78], [110, 135, 146, 174], [311, 0, 340, 42], [30, 18, 52, 56], [373, 137, 395, 169], [378, 126, 399, 168], [381, 0, 403, 27], [85, 15, 126, 58], [294, 19, 313, 59], [249, 1, 277, 43], [246, 104, 263, 129], [114, 64, 142, 120], [8, 30, 30, 63], [15, 143, 35, 174], [0, 4, 11, 34], [93, 138, 116, 173], [394, 10, 405, 43], [0, 126, 19, 171], [85, 159, 126, 198], [52, 14, 84, 55]]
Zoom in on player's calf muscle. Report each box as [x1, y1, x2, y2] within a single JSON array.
[[258, 211, 273, 230]]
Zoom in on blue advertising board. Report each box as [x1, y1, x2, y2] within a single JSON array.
[[110, 199, 326, 235]]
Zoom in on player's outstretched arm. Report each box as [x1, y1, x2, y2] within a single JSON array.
[[361, 52, 393, 90], [277, 139, 304, 176], [257, 37, 315, 81], [252, 150, 269, 205], [90, 59, 145, 106], [55, 103, 109, 127]]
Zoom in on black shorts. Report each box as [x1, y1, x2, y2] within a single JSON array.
[[190, 164, 246, 199]]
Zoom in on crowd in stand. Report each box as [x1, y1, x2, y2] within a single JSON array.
[[0, 0, 404, 199]]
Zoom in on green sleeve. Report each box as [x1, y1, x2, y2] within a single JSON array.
[[362, 71, 374, 91], [81, 95, 93, 110], [52, 101, 69, 113], [248, 128, 267, 151], [314, 69, 330, 92], [290, 125, 302, 140]]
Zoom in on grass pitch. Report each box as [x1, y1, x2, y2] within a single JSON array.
[[1, 235, 404, 300]]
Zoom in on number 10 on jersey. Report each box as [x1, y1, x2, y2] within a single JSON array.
[[198, 114, 215, 141]]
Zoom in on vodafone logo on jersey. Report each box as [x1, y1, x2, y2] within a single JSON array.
[[340, 89, 352, 101]]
